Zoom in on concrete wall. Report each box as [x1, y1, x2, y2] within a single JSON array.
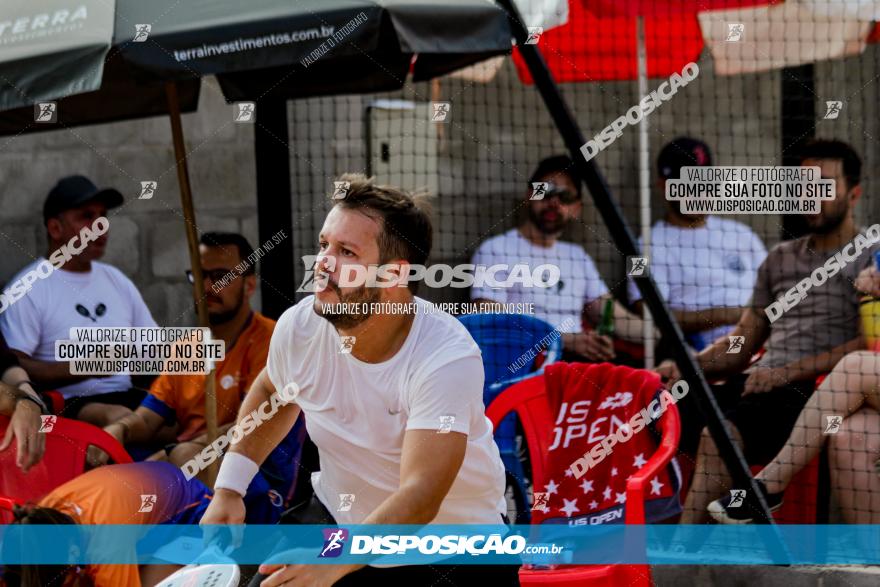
[[1, 47, 878, 324]]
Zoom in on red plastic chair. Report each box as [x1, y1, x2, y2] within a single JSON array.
[[679, 372, 829, 523], [0, 415, 132, 505], [486, 364, 680, 587], [0, 495, 23, 524]]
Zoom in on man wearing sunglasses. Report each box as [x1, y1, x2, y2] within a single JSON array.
[[471, 155, 650, 362], [97, 232, 306, 518]]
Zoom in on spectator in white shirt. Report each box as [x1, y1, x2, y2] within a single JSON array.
[[0, 176, 156, 428], [471, 155, 650, 362], [629, 138, 767, 350]]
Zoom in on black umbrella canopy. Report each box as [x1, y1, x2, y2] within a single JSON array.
[[0, 0, 200, 137], [0, 0, 511, 135], [116, 0, 512, 100]]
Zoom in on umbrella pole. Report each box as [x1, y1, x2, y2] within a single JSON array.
[[494, 0, 787, 540], [636, 16, 655, 369], [165, 81, 219, 487]]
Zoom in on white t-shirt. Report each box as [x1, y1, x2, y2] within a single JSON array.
[[266, 296, 507, 525], [627, 217, 767, 344], [0, 260, 157, 398], [470, 229, 609, 333]]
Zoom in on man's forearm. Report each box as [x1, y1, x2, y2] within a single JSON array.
[[697, 333, 755, 378], [782, 337, 864, 382], [363, 483, 440, 526], [673, 307, 744, 334], [612, 302, 661, 343], [12, 352, 94, 387], [0, 380, 42, 415], [111, 412, 157, 445], [227, 374, 299, 467]]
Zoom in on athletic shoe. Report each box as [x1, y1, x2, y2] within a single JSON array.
[[706, 479, 783, 524]]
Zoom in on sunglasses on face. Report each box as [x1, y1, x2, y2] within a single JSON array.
[[532, 181, 580, 204], [185, 269, 236, 284], [546, 189, 580, 204]]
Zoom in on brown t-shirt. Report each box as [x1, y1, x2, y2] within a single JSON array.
[[750, 229, 880, 371]]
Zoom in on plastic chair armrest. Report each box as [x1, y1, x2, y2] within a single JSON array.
[[625, 393, 680, 524]]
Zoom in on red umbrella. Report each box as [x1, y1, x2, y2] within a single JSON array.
[[512, 0, 775, 83]]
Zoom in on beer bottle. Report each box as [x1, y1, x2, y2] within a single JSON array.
[[597, 298, 615, 337]]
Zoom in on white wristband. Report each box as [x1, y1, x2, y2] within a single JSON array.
[[214, 452, 260, 497]]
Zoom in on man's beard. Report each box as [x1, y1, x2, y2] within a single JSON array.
[[528, 207, 566, 235], [204, 288, 244, 326], [808, 201, 848, 235], [313, 282, 381, 329]]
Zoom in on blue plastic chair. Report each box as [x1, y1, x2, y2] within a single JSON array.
[[458, 312, 563, 521]]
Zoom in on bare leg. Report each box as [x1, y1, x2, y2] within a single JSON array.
[[756, 351, 880, 493], [682, 422, 743, 523], [829, 408, 880, 524], [76, 403, 133, 427]]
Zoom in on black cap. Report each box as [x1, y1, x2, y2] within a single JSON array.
[[43, 175, 123, 224], [657, 137, 713, 180]]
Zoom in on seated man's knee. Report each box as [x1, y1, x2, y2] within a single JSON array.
[[168, 442, 204, 468]]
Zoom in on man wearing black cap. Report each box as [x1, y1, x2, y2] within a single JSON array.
[[0, 175, 157, 427], [628, 137, 767, 351]]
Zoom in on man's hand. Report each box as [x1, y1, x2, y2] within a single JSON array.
[[0, 400, 45, 472], [258, 563, 355, 587], [563, 331, 616, 362], [200, 488, 246, 549], [855, 266, 880, 297], [85, 422, 128, 468], [743, 366, 786, 395], [655, 359, 682, 384]]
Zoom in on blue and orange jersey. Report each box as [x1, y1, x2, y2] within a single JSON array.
[[38, 462, 212, 587], [142, 312, 275, 442]]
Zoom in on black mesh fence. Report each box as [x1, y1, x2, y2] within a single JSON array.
[[281, 7, 880, 528]]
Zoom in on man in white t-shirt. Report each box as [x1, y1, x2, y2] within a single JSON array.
[[628, 138, 767, 350], [471, 155, 650, 362], [200, 174, 515, 586], [0, 175, 156, 427]]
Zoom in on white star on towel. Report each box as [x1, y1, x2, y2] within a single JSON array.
[[650, 477, 665, 496], [589, 500, 599, 509], [580, 479, 594, 494], [545, 479, 559, 495], [633, 453, 648, 468], [615, 492, 627, 504], [564, 468, 574, 478], [603, 486, 612, 501], [559, 498, 580, 517], [610, 467, 618, 477]]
